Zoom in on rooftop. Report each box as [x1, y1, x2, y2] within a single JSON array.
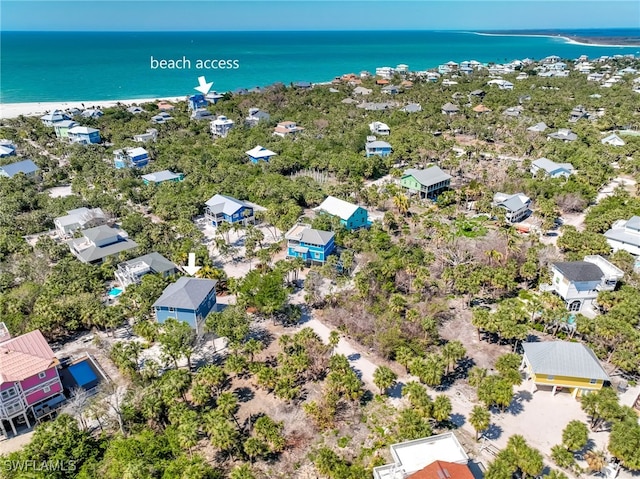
[[153, 277, 217, 310], [553, 261, 604, 282], [522, 341, 609, 381], [205, 194, 251, 216], [403, 166, 452, 187], [0, 329, 58, 384], [314, 196, 362, 221]]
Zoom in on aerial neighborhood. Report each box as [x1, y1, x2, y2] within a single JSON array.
[[1, 50, 640, 479]]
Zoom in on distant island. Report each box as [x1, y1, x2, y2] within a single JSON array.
[[480, 30, 640, 47]]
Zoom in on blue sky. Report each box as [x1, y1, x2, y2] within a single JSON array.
[[2, 1, 639, 31]]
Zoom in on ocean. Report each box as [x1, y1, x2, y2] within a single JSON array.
[[1, 30, 639, 104]]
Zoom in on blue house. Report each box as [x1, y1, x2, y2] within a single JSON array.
[[285, 224, 335, 264], [152, 277, 217, 335], [188, 94, 209, 111], [67, 126, 101, 145], [113, 147, 150, 169], [314, 196, 369, 230], [0, 159, 40, 179], [246, 145, 277, 163], [141, 170, 184, 185], [0, 140, 17, 158], [365, 139, 392, 158], [205, 194, 255, 227]]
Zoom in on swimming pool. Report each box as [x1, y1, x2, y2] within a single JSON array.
[[108, 287, 123, 297], [68, 360, 99, 389]]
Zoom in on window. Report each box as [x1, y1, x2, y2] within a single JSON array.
[[168, 307, 175, 312], [589, 379, 597, 384], [547, 375, 555, 380], [43, 386, 51, 393], [569, 301, 581, 312], [1, 388, 17, 400], [38, 372, 47, 379]]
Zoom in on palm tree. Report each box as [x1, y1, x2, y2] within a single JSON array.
[[230, 463, 256, 479], [469, 405, 491, 441], [328, 330, 340, 355], [373, 365, 398, 395], [392, 193, 410, 216], [468, 366, 488, 389], [395, 346, 415, 372], [441, 340, 466, 374], [431, 395, 452, 426], [216, 391, 240, 428], [243, 437, 267, 464], [584, 449, 606, 473]]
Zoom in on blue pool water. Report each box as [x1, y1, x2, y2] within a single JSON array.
[[68, 361, 98, 388], [108, 288, 123, 297]]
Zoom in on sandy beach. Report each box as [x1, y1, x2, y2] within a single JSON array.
[[472, 31, 640, 48], [0, 96, 186, 120]]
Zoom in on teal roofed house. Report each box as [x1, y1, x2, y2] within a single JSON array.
[[285, 224, 335, 265], [142, 170, 184, 185], [400, 166, 451, 199], [314, 196, 368, 230]]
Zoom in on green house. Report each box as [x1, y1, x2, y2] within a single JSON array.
[[400, 166, 451, 199]]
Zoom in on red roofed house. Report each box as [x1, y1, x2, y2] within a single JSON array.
[[408, 460, 475, 479], [0, 323, 64, 436]]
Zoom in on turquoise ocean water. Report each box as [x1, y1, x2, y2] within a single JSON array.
[[1, 30, 639, 104]]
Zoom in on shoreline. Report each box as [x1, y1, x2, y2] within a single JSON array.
[[471, 31, 640, 48], [0, 96, 186, 120]]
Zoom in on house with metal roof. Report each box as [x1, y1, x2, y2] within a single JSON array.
[[273, 121, 304, 138], [246, 146, 277, 163], [141, 170, 184, 185], [67, 126, 101, 145], [116, 252, 177, 289], [245, 108, 271, 127], [151, 112, 173, 124], [401, 166, 452, 199], [209, 116, 234, 138], [0, 324, 65, 436], [187, 94, 208, 111], [0, 159, 40, 179], [40, 110, 71, 127], [205, 194, 255, 227], [365, 139, 392, 158], [68, 225, 138, 264], [369, 121, 391, 136], [54, 207, 107, 238], [547, 128, 577, 142], [134, 128, 158, 143], [543, 255, 624, 312], [191, 109, 214, 121], [152, 277, 217, 335], [314, 196, 369, 230], [373, 432, 469, 479], [127, 106, 144, 114], [521, 341, 610, 398], [53, 120, 78, 139], [113, 147, 150, 169], [527, 122, 548, 133], [604, 216, 640, 256], [492, 192, 531, 223], [407, 461, 474, 479], [285, 224, 335, 265], [400, 103, 422, 113], [0, 140, 16, 158], [530, 158, 575, 178], [441, 102, 460, 116], [601, 133, 625, 146]]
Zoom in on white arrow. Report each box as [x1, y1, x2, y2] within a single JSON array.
[[184, 252, 202, 276], [194, 76, 213, 95]]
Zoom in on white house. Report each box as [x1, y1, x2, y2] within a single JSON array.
[[493, 192, 531, 223], [604, 216, 640, 256], [369, 121, 390, 136], [487, 79, 514, 90], [601, 133, 625, 146], [547, 129, 577, 142], [530, 158, 574, 178], [542, 255, 623, 312], [54, 207, 107, 238], [210, 116, 234, 138]]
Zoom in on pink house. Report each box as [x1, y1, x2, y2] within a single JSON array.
[[0, 323, 64, 436]]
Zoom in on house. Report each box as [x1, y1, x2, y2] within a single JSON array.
[[157, 101, 174, 111], [151, 112, 173, 124], [314, 196, 369, 230], [0, 140, 16, 158], [273, 121, 304, 138], [210, 116, 235, 138], [293, 81, 312, 89], [369, 121, 390, 136], [40, 110, 70, 126], [407, 461, 474, 479], [285, 223, 335, 264], [469, 89, 486, 98], [400, 166, 452, 199], [67, 126, 101, 145], [245, 108, 271, 127], [0, 324, 65, 437], [601, 133, 625, 146], [206, 91, 225, 104], [544, 255, 623, 312], [0, 159, 40, 179], [487, 79, 514, 90], [527, 122, 548, 133], [365, 139, 392, 158], [547, 128, 577, 142], [530, 158, 575, 178], [53, 120, 78, 139], [373, 432, 469, 479], [80, 109, 103, 119], [54, 207, 107, 238], [191, 109, 213, 120], [153, 277, 217, 335], [381, 85, 400, 95], [353, 86, 372, 95], [375, 66, 395, 78], [187, 94, 208, 110], [113, 147, 150, 169], [127, 106, 144, 114], [358, 102, 393, 111], [569, 106, 590, 122], [115, 252, 177, 290], [441, 102, 459, 116], [493, 192, 531, 223], [400, 103, 422, 113], [472, 104, 491, 114], [134, 128, 158, 143], [142, 170, 184, 185], [604, 216, 640, 255], [205, 194, 255, 227], [521, 341, 610, 398], [68, 225, 138, 264], [246, 145, 277, 163], [503, 106, 523, 117]]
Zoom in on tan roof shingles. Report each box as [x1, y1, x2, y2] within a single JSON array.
[[0, 330, 58, 384]]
